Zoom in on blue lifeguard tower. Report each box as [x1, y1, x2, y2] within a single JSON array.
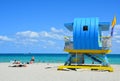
[[58, 17, 116, 72]]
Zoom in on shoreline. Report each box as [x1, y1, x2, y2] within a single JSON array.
[[0, 62, 120, 65], [0, 63, 120, 81]]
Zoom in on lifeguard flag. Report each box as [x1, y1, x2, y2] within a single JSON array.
[[111, 16, 116, 36], [111, 16, 116, 28]]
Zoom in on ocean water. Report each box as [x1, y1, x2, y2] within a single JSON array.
[[0, 53, 120, 64]]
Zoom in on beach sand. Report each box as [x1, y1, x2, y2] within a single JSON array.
[[0, 63, 120, 81]]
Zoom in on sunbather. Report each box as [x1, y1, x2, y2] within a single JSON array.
[[9, 64, 27, 67], [13, 60, 21, 64]]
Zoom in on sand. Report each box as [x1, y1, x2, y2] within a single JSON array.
[[0, 63, 120, 81]]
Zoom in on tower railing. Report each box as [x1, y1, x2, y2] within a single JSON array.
[[64, 36, 73, 50], [101, 36, 111, 49]]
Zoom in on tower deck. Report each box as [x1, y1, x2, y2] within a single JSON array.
[[64, 49, 111, 54]]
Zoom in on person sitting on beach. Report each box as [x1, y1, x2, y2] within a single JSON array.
[[30, 56, 35, 64], [13, 60, 21, 64]]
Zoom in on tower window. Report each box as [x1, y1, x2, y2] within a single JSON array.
[[83, 25, 88, 31]]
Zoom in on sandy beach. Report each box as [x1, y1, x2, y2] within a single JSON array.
[[0, 63, 120, 81]]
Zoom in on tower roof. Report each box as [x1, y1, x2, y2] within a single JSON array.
[[64, 22, 110, 31]]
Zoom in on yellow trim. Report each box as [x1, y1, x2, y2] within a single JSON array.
[[58, 65, 113, 72], [101, 36, 111, 38], [64, 49, 111, 54]]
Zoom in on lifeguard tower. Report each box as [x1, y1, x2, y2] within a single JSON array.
[[58, 17, 116, 72]]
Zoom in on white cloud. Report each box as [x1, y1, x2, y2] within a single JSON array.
[[0, 36, 12, 41], [16, 31, 39, 38], [47, 40, 56, 45], [43, 46, 47, 48], [15, 38, 38, 45], [113, 25, 120, 35], [15, 30, 60, 46], [102, 25, 120, 36], [114, 25, 120, 29], [40, 40, 56, 46], [113, 32, 117, 35], [39, 27, 72, 40], [15, 27, 71, 42], [112, 25, 120, 43], [15, 31, 40, 45], [0, 27, 71, 53], [29, 39, 38, 42], [116, 40, 120, 43], [40, 31, 51, 37], [51, 27, 64, 33], [39, 31, 64, 40], [114, 35, 120, 39], [40, 40, 56, 49]]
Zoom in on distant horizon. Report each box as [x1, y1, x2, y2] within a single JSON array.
[[0, 52, 68, 54], [0, 53, 120, 54]]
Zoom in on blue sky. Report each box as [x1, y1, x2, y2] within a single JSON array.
[[0, 0, 120, 53]]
